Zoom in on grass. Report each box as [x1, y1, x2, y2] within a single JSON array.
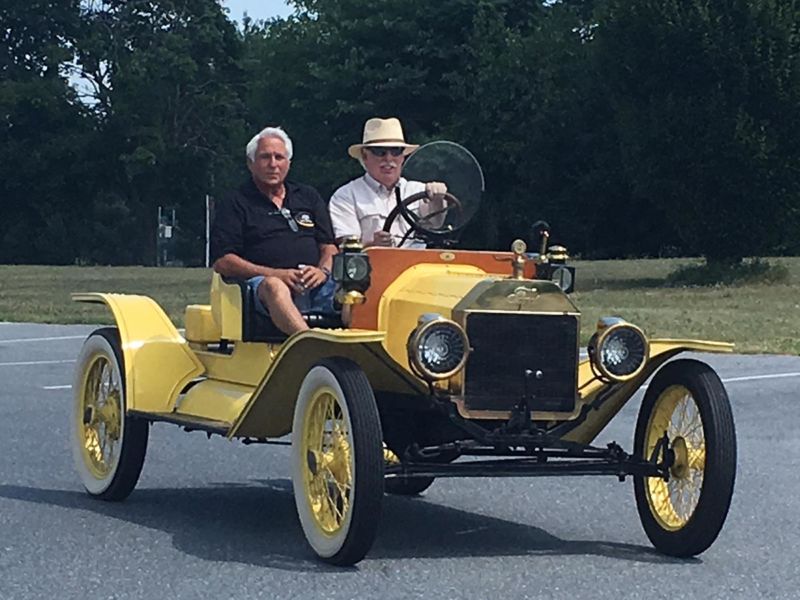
[[1, 258, 798, 354], [0, 265, 212, 326], [572, 257, 800, 354]]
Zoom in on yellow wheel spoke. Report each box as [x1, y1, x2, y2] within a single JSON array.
[[79, 354, 125, 478], [301, 387, 354, 536], [687, 447, 706, 470], [645, 384, 706, 531]]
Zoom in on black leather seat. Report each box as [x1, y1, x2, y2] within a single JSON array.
[[232, 279, 343, 343]]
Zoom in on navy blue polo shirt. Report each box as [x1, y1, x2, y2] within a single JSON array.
[[210, 178, 335, 269]]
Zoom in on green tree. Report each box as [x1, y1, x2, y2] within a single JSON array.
[[75, 0, 247, 265], [0, 0, 96, 264], [242, 0, 518, 199], [447, 1, 650, 254], [593, 0, 800, 262]]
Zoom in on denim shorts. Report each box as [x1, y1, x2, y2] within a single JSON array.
[[248, 275, 338, 316]]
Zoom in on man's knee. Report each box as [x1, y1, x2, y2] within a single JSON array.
[[258, 276, 290, 302]]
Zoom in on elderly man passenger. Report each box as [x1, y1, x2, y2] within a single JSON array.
[[328, 117, 447, 248], [210, 126, 338, 335]]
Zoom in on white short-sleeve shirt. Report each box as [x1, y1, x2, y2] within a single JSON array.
[[329, 173, 428, 248]]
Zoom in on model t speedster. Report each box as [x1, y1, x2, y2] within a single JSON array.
[[71, 142, 736, 566]]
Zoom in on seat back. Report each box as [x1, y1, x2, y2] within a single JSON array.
[[184, 304, 221, 343], [210, 272, 244, 340]]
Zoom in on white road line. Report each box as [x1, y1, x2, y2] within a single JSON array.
[[0, 335, 86, 344], [722, 372, 800, 384], [0, 359, 76, 367], [43, 385, 72, 390]]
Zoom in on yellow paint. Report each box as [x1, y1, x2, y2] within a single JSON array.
[[229, 328, 425, 438], [194, 342, 276, 387], [210, 273, 243, 340], [72, 293, 205, 413], [184, 304, 221, 343], [377, 264, 489, 370], [176, 379, 254, 425]]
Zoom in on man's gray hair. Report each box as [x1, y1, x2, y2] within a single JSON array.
[[246, 126, 293, 161]]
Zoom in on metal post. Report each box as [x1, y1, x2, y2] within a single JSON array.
[[205, 194, 211, 268], [157, 206, 163, 267]]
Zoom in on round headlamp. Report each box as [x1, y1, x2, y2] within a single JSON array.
[[588, 318, 648, 382], [344, 255, 370, 282], [332, 242, 371, 296], [407, 316, 469, 381], [550, 265, 574, 292]]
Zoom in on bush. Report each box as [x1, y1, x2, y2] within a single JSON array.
[[666, 258, 789, 287]]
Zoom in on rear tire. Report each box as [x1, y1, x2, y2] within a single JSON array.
[[72, 328, 148, 501], [633, 359, 736, 557], [291, 358, 384, 566]]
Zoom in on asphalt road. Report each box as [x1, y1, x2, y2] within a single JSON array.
[[1, 322, 798, 600]]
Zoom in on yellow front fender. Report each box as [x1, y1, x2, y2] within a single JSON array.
[[564, 338, 733, 444], [229, 329, 426, 439], [72, 293, 205, 413]]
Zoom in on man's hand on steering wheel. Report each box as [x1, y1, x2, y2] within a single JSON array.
[[381, 189, 464, 248], [424, 181, 447, 205], [368, 230, 395, 247]]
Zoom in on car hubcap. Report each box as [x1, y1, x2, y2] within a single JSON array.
[[78, 354, 123, 479], [645, 385, 705, 530], [301, 387, 353, 535]]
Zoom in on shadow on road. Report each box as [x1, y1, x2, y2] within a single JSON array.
[[0, 480, 696, 572]]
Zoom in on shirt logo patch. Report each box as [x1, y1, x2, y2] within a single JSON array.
[[294, 212, 315, 228]]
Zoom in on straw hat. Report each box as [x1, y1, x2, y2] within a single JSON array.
[[347, 117, 419, 159]]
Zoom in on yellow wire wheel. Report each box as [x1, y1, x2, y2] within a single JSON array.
[[292, 358, 384, 566], [72, 328, 148, 500], [633, 359, 736, 557]]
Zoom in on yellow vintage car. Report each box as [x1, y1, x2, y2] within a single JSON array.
[[70, 143, 736, 566]]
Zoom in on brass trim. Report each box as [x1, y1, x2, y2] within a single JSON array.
[[458, 308, 581, 317], [336, 289, 366, 305]]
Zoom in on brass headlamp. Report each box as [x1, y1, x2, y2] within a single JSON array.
[[332, 237, 371, 306]]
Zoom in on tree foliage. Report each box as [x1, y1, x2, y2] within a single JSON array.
[[1, 0, 799, 265], [0, 0, 93, 263], [594, 0, 800, 261]]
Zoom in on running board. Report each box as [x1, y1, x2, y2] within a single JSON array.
[[128, 410, 231, 436]]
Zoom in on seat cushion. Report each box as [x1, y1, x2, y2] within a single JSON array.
[[234, 279, 343, 343]]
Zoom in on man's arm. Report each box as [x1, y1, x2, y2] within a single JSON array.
[[213, 253, 271, 279], [329, 186, 364, 244], [317, 243, 337, 273]]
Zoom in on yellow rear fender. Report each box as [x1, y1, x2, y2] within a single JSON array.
[[229, 329, 425, 439], [72, 293, 205, 413], [566, 338, 734, 445]]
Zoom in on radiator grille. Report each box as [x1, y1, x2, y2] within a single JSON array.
[[463, 313, 578, 413]]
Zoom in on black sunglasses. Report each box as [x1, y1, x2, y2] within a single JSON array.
[[366, 147, 405, 157]]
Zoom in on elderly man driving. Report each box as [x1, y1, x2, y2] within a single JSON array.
[[328, 117, 446, 248]]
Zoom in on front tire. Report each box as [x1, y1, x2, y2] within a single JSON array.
[[291, 358, 384, 566], [634, 359, 736, 557], [72, 328, 148, 500]]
